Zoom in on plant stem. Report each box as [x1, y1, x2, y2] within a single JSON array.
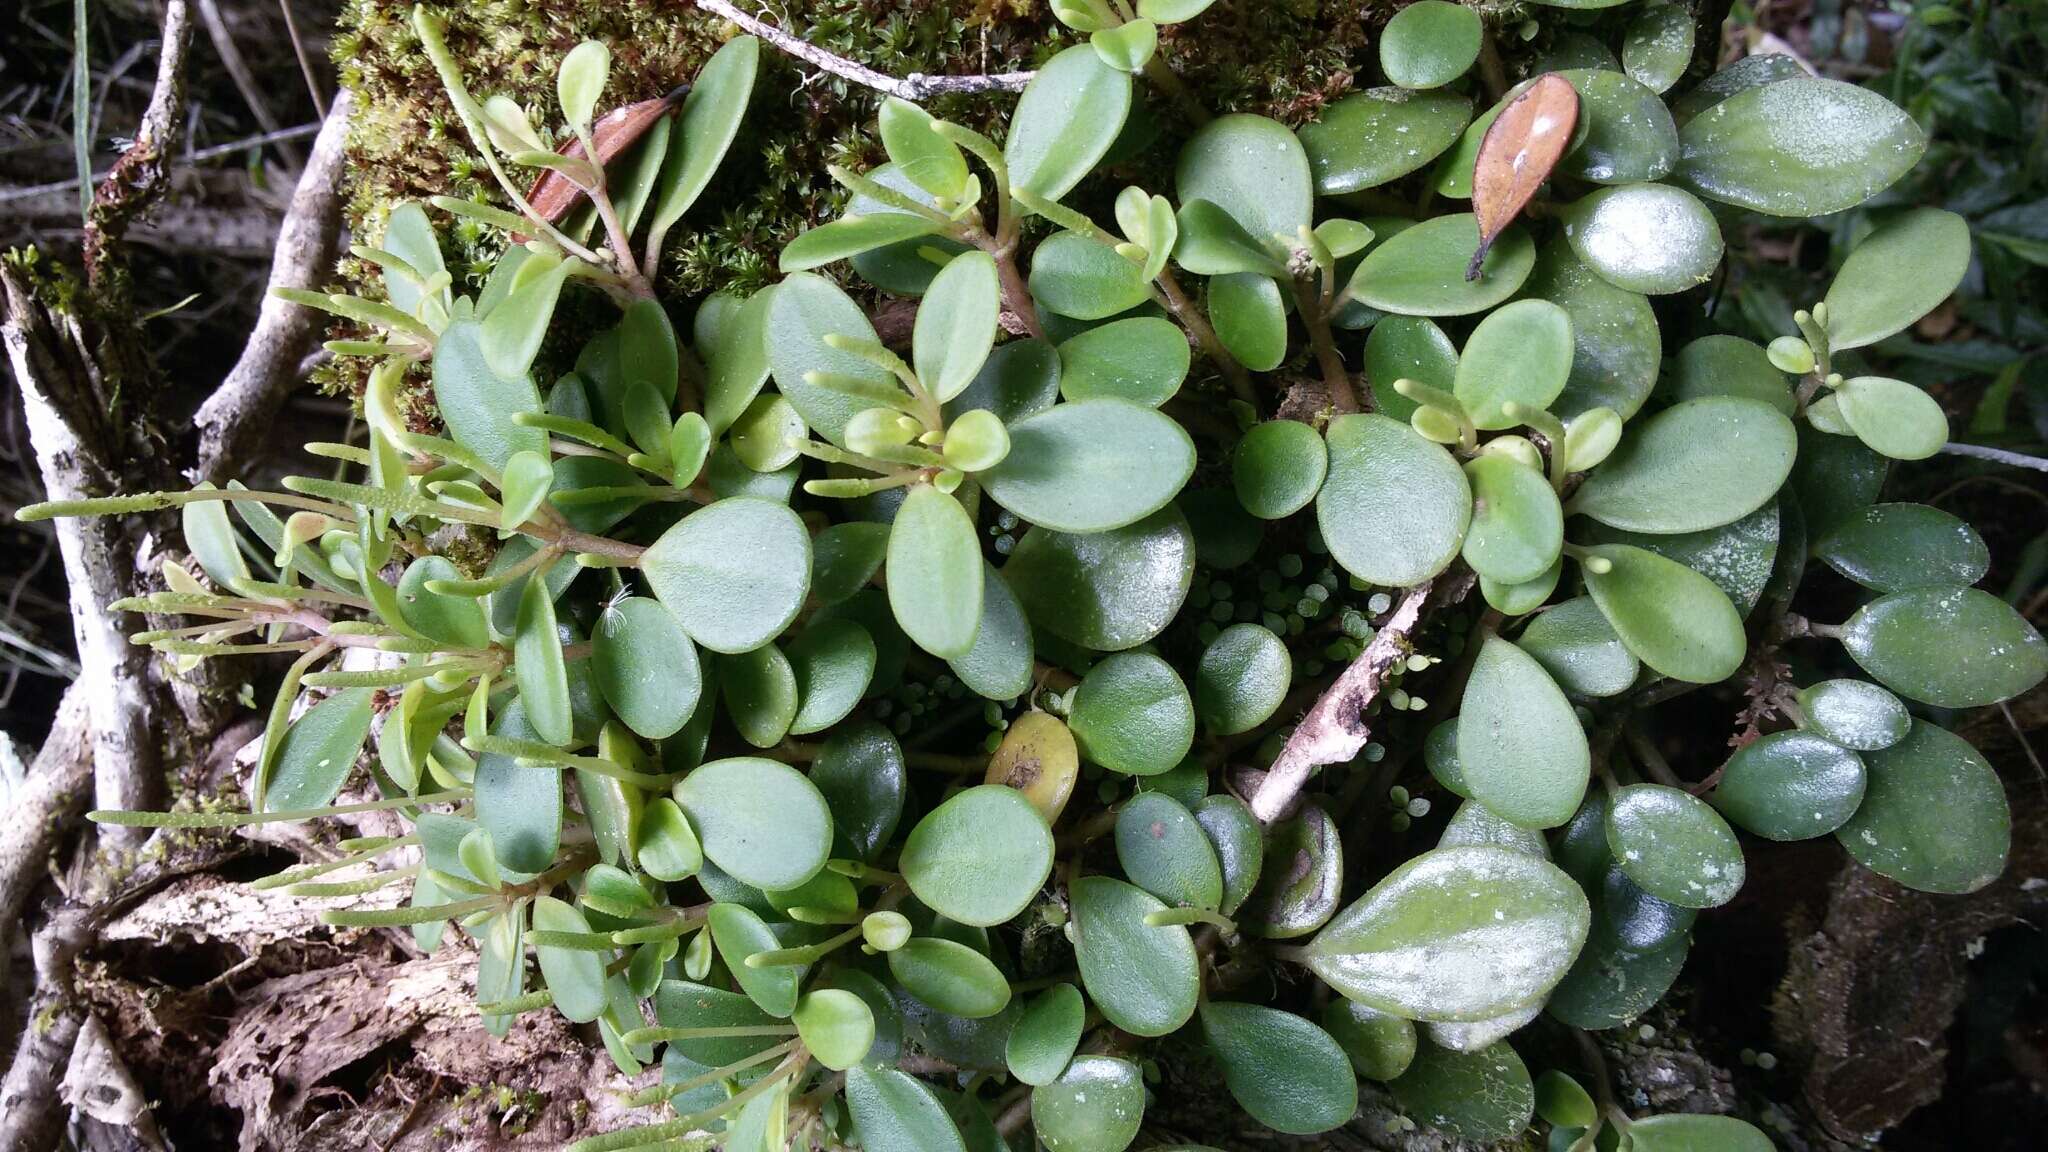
[[1155, 268, 1256, 407], [1294, 275, 1358, 414]]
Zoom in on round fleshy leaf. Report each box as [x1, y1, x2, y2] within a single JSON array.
[[888, 937, 1012, 1019], [1519, 237, 1661, 420], [1006, 983, 1084, 1086], [982, 400, 1195, 533], [946, 339, 1061, 426], [1031, 1056, 1145, 1152], [1460, 456, 1564, 586], [1674, 77, 1926, 216], [1593, 864, 1696, 955], [1622, 3, 1695, 93], [985, 710, 1080, 824], [1194, 795, 1264, 916], [1029, 231, 1152, 320], [1817, 502, 1989, 593], [1243, 804, 1345, 939], [592, 596, 700, 740], [1116, 792, 1223, 909], [1232, 420, 1327, 521], [1547, 931, 1689, 1030], [1007, 44, 1132, 201], [887, 485, 983, 660], [1425, 720, 1470, 799], [1318, 413, 1471, 587], [1568, 397, 1795, 534], [1843, 585, 2048, 708], [1200, 1002, 1358, 1135], [1713, 730, 1866, 842], [1426, 1005, 1540, 1054], [673, 757, 832, 892], [1555, 69, 1678, 185], [948, 562, 1034, 701], [432, 319, 547, 474], [1069, 652, 1196, 776], [707, 902, 800, 1016], [764, 272, 894, 445], [1346, 214, 1536, 317], [1364, 315, 1458, 421], [1005, 507, 1194, 652], [1792, 423, 1890, 539], [809, 720, 905, 862], [1824, 208, 1972, 351], [1454, 298, 1572, 430], [397, 556, 490, 650], [720, 641, 796, 748], [1797, 679, 1910, 752], [531, 895, 607, 1023], [786, 618, 876, 736], [1670, 52, 1808, 125], [1057, 317, 1189, 406], [1380, 1, 1481, 90], [1069, 875, 1200, 1037], [1176, 113, 1312, 249], [729, 393, 805, 473], [1298, 90, 1472, 193], [1837, 720, 2008, 895], [1388, 1041, 1535, 1143], [1834, 375, 1949, 461], [635, 797, 702, 881], [811, 522, 892, 608], [1194, 623, 1292, 736], [1606, 784, 1745, 909], [901, 785, 1055, 927], [1582, 501, 1780, 617], [793, 988, 875, 1072], [1323, 1000, 1417, 1081], [1583, 543, 1746, 683], [1563, 183, 1724, 295], [641, 497, 811, 655], [1208, 272, 1288, 372], [1516, 596, 1639, 698], [1457, 637, 1589, 829], [1304, 846, 1591, 1022], [845, 1066, 968, 1152], [1631, 1114, 1776, 1152], [1440, 799, 1550, 857], [264, 688, 374, 813], [1091, 17, 1158, 72], [1664, 334, 1793, 414]]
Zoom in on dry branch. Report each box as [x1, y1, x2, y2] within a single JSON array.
[[694, 0, 1034, 100], [0, 685, 92, 952]]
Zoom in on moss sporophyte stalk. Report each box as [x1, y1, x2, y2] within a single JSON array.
[[22, 2, 2043, 1148]]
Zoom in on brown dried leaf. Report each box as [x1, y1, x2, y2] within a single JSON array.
[[1467, 74, 1579, 280], [519, 87, 687, 232]]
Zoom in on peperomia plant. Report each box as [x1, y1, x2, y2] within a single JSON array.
[[21, 3, 2047, 1150]]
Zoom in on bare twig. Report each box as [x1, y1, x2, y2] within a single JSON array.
[[1247, 582, 1435, 825], [0, 684, 91, 954], [693, 0, 1033, 101], [84, 0, 192, 281], [0, 122, 324, 206], [277, 0, 328, 118], [1939, 441, 2048, 473], [195, 0, 303, 169], [193, 89, 354, 483]]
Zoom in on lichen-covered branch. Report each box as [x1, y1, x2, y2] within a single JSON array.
[[84, 0, 192, 281], [0, 685, 91, 953], [694, 0, 1034, 100]]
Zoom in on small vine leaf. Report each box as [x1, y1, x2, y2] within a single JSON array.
[[1468, 74, 1579, 279]]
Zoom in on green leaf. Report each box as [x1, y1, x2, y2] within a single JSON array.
[[982, 400, 1195, 533], [656, 978, 785, 1066], [1305, 846, 1590, 1021], [1816, 502, 1989, 592], [1582, 543, 1747, 683], [1200, 1003, 1358, 1134], [1070, 875, 1200, 1036], [1833, 375, 1949, 460], [1713, 730, 1866, 841], [914, 251, 1000, 402], [887, 485, 984, 660], [901, 785, 1055, 927], [1583, 501, 1780, 618], [810, 522, 892, 607], [480, 250, 572, 382], [1664, 334, 1793, 415], [1007, 44, 1131, 201], [702, 289, 774, 436], [1138, 0, 1215, 20], [1515, 596, 1639, 698], [1347, 214, 1535, 316], [1380, 1, 1481, 90], [1116, 792, 1222, 908], [1194, 623, 1292, 736], [380, 201, 448, 320], [1029, 231, 1152, 320], [1622, 3, 1695, 92], [533, 895, 607, 1022], [1670, 53, 1808, 125], [879, 98, 969, 200], [1557, 69, 1679, 184], [846, 1066, 968, 1152], [1363, 315, 1457, 421], [1457, 637, 1588, 829], [720, 642, 797, 748], [786, 618, 876, 736], [1176, 113, 1313, 248], [1606, 784, 1745, 908], [474, 703, 561, 873], [1798, 679, 1910, 751], [1172, 199, 1286, 277], [1090, 18, 1158, 73], [948, 564, 1035, 700], [1208, 272, 1288, 372], [1824, 208, 1971, 350], [477, 908, 525, 1037], [1069, 652, 1196, 776], [1232, 420, 1326, 521], [1547, 929, 1688, 1030], [646, 36, 759, 240], [555, 40, 609, 129], [1563, 183, 1723, 295], [782, 213, 945, 273], [946, 339, 1062, 426], [793, 989, 876, 1072], [1387, 1041, 1534, 1142], [808, 720, 905, 862], [641, 497, 811, 655], [635, 796, 702, 881], [1299, 90, 1472, 194], [1454, 299, 1572, 430], [765, 272, 894, 446], [1194, 795, 1264, 916], [264, 687, 374, 812], [432, 318, 546, 473], [888, 937, 1012, 1018], [1242, 806, 1343, 939], [1520, 237, 1661, 420], [1673, 77, 1926, 216], [1031, 1056, 1146, 1152], [1439, 800, 1549, 856], [1318, 413, 1471, 587], [1324, 1000, 1417, 1081], [1568, 397, 1795, 533], [1842, 585, 2048, 707], [182, 484, 250, 588], [497, 450, 553, 532], [673, 757, 832, 891], [1630, 1114, 1776, 1152], [1836, 719, 2008, 894], [1006, 983, 1084, 1086], [707, 902, 801, 1016], [514, 572, 573, 746], [1005, 507, 1193, 652], [1463, 456, 1563, 587], [1057, 317, 1189, 406]]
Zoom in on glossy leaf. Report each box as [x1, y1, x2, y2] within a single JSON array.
[[1568, 397, 1796, 533], [1070, 875, 1200, 1036], [1631, 1114, 1776, 1152], [1242, 805, 1344, 939], [1583, 543, 1747, 683], [1323, 999, 1417, 1081], [1837, 720, 2008, 894], [1320, 412, 1471, 588], [720, 641, 797, 748], [265, 688, 374, 812], [1564, 183, 1724, 295], [764, 272, 892, 445], [1176, 113, 1312, 248], [1298, 90, 1472, 194], [902, 785, 1055, 926], [1455, 298, 1573, 430], [1008, 44, 1132, 201], [641, 497, 811, 655], [1233, 420, 1327, 521], [1032, 1056, 1145, 1152], [880, 97, 969, 200], [1030, 230, 1150, 321], [1364, 315, 1458, 421], [1117, 792, 1223, 908], [1714, 730, 1866, 841], [646, 36, 759, 240], [1834, 375, 1949, 460], [1517, 596, 1639, 697], [673, 757, 832, 891], [1200, 1002, 1358, 1135], [1058, 317, 1189, 406], [1606, 784, 1745, 908], [1665, 334, 1793, 415], [433, 318, 547, 473], [786, 618, 876, 735], [1557, 69, 1679, 184], [1674, 77, 1926, 216], [1347, 214, 1536, 316], [846, 1066, 967, 1152], [1006, 983, 1084, 1086], [1069, 652, 1196, 776], [1843, 585, 2048, 708], [982, 400, 1195, 533], [1388, 1041, 1535, 1142], [1194, 795, 1264, 916], [888, 937, 1012, 1018], [1798, 679, 1910, 752], [986, 710, 1081, 824], [1381, 1, 1481, 90], [1195, 622, 1292, 736], [1520, 237, 1661, 419], [533, 895, 607, 1023], [888, 485, 983, 660], [1458, 637, 1589, 828], [1622, 3, 1695, 92], [592, 596, 699, 740], [1005, 506, 1194, 652], [1208, 273, 1288, 372], [810, 720, 906, 861], [1817, 502, 1989, 592]]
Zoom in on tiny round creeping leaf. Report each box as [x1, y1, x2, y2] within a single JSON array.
[[1568, 397, 1796, 534], [1817, 502, 1989, 593], [888, 937, 1012, 1019], [592, 596, 699, 740], [1843, 585, 2048, 708], [1069, 652, 1196, 776], [1834, 376, 1949, 460], [1388, 1041, 1536, 1143], [1380, 1, 1481, 90], [1837, 720, 2010, 894], [1005, 507, 1194, 652], [1057, 317, 1190, 406], [1318, 413, 1471, 588], [1242, 804, 1344, 939], [1306, 846, 1590, 1021], [641, 497, 811, 655], [1564, 183, 1724, 296], [985, 710, 1081, 823], [1233, 420, 1327, 521], [1824, 207, 1972, 351], [982, 400, 1195, 533], [786, 617, 877, 735], [1457, 637, 1589, 829], [1176, 113, 1313, 249], [1364, 315, 1458, 421], [1460, 455, 1564, 586], [1116, 791, 1223, 909], [1516, 596, 1639, 698], [1323, 999, 1417, 1081], [1194, 622, 1293, 735], [1606, 784, 1745, 909], [673, 757, 833, 892], [1713, 730, 1866, 842], [1200, 1002, 1358, 1135], [1347, 214, 1536, 316], [1194, 794, 1265, 916], [1006, 983, 1084, 1086], [901, 785, 1054, 927], [1299, 90, 1473, 194], [1798, 679, 1910, 752], [1675, 77, 1927, 216], [1069, 875, 1201, 1037], [1031, 1056, 1146, 1152]]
